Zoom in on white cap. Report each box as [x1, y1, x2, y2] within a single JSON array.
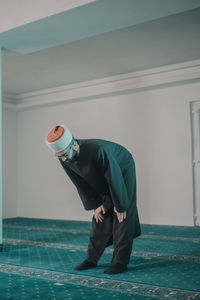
[[45, 125, 73, 153]]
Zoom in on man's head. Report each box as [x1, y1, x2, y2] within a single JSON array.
[[45, 125, 79, 162]]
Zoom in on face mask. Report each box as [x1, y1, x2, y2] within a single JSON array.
[[57, 138, 79, 162]]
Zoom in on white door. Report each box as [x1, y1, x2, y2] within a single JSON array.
[[191, 101, 200, 226]]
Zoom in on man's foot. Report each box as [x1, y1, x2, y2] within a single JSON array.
[[104, 263, 127, 274], [74, 259, 97, 271]]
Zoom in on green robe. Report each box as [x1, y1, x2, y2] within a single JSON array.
[[59, 138, 141, 239]]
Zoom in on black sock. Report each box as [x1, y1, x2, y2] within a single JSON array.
[[74, 259, 97, 271], [104, 263, 127, 274]]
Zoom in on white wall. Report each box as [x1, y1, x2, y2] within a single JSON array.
[[14, 81, 200, 226], [2, 105, 18, 218]]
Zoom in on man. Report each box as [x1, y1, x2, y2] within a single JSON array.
[[45, 125, 141, 274]]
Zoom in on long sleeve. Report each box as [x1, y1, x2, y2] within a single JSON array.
[[61, 164, 102, 210], [102, 194, 112, 212], [98, 149, 131, 212]]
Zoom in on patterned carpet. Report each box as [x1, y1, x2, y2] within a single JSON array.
[[0, 218, 200, 300]]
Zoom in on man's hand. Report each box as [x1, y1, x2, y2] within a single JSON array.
[[94, 205, 105, 223], [114, 207, 126, 223]]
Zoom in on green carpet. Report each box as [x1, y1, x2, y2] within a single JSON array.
[[0, 218, 200, 300]]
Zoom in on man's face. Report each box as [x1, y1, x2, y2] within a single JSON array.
[[55, 145, 72, 162], [55, 140, 79, 162]]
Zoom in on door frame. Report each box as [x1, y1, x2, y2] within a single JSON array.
[[190, 100, 200, 226]]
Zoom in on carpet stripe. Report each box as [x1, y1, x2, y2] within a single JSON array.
[[3, 225, 200, 243], [0, 263, 199, 300], [3, 238, 200, 263]]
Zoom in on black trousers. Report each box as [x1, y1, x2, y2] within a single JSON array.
[[86, 206, 135, 266], [86, 158, 141, 266]]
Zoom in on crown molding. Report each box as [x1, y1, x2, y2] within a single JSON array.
[[3, 59, 200, 111]]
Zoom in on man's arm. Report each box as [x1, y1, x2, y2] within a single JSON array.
[[102, 194, 112, 212], [98, 149, 132, 213], [60, 164, 102, 210]]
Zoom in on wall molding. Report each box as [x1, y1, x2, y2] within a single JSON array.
[[3, 59, 200, 110]]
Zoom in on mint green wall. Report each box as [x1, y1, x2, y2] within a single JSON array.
[[0, 48, 2, 246]]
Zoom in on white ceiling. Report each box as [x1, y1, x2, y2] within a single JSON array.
[[1, 1, 200, 96]]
